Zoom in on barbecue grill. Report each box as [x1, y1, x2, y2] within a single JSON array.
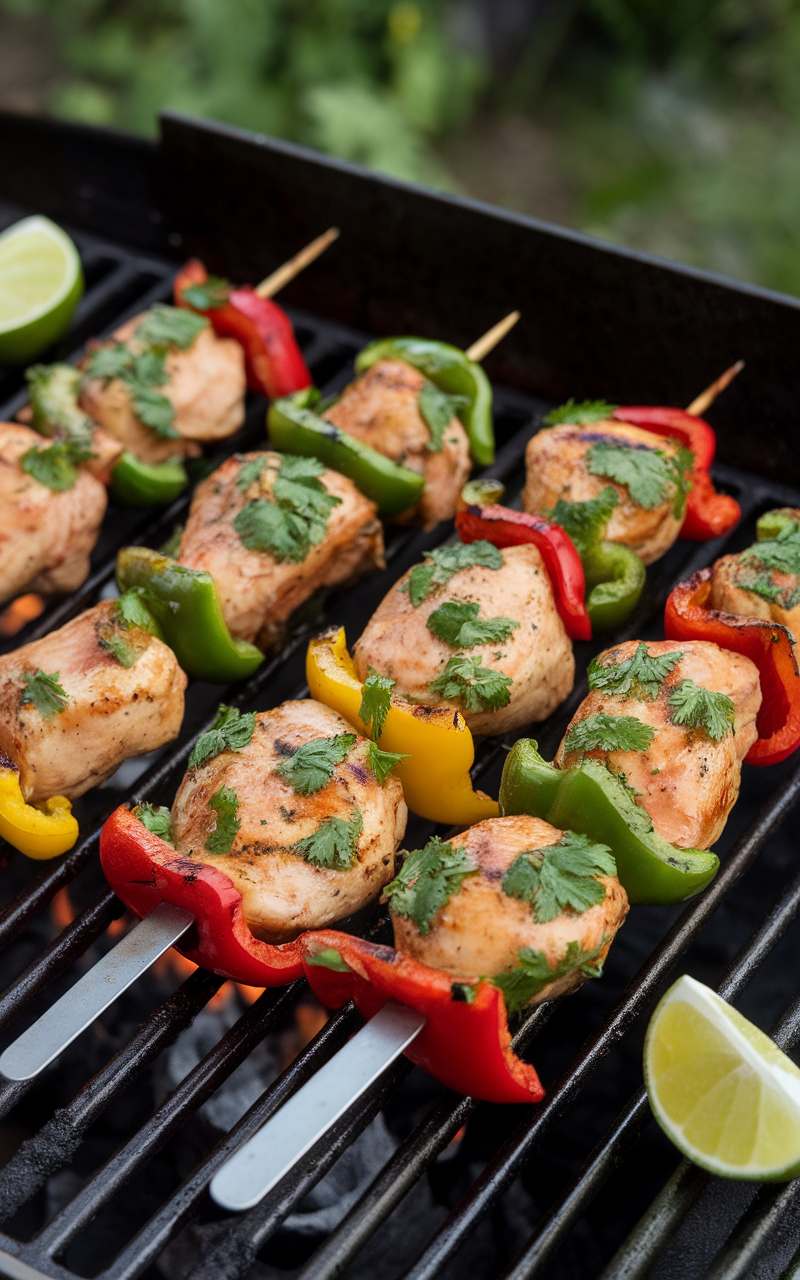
[[1, 108, 800, 1280]]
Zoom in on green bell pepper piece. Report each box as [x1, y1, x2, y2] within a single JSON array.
[[267, 390, 425, 518], [355, 337, 495, 468], [582, 540, 646, 633], [111, 451, 188, 507], [500, 740, 719, 904], [116, 547, 263, 684], [26, 364, 95, 440]]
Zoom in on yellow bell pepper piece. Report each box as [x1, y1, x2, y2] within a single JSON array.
[[306, 627, 499, 826], [0, 767, 79, 859]]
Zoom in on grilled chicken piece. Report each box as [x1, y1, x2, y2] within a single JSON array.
[[0, 601, 186, 803], [0, 422, 111, 606], [323, 359, 471, 530], [171, 699, 407, 943], [391, 815, 628, 1003], [353, 544, 574, 734], [556, 640, 760, 849], [710, 508, 800, 641], [80, 312, 246, 464], [523, 420, 683, 564], [178, 451, 385, 652]]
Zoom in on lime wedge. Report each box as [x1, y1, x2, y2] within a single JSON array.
[[0, 216, 84, 365], [645, 974, 800, 1180]]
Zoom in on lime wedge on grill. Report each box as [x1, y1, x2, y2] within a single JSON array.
[[645, 974, 800, 1180], [0, 216, 84, 365]]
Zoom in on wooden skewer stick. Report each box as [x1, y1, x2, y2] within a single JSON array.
[[685, 359, 745, 417], [465, 310, 521, 363], [255, 227, 340, 299]]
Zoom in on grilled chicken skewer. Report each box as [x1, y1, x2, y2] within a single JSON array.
[[708, 507, 800, 641], [0, 698, 406, 1079]]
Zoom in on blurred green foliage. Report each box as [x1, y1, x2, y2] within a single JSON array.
[[0, 0, 484, 185]]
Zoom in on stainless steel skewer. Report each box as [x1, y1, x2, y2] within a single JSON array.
[[0, 901, 195, 1081], [210, 999, 426, 1212]]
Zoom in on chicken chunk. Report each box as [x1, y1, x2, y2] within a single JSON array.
[[390, 815, 628, 1004], [0, 601, 186, 803], [354, 543, 574, 734], [710, 509, 800, 642], [556, 639, 760, 849], [171, 699, 407, 942], [80, 311, 246, 464], [0, 422, 110, 605], [178, 451, 385, 651], [523, 419, 684, 564], [323, 359, 471, 530]]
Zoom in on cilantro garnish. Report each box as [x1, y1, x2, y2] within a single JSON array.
[[417, 383, 468, 451], [404, 541, 503, 608], [306, 948, 351, 972], [95, 592, 159, 668], [236, 456, 268, 490], [181, 276, 231, 311], [134, 304, 208, 350], [26, 363, 96, 442], [84, 343, 133, 382], [275, 732, 357, 794], [189, 705, 257, 769], [117, 590, 158, 632], [563, 712, 656, 754], [367, 741, 408, 783], [586, 441, 682, 511], [384, 836, 478, 933], [359, 669, 395, 740], [233, 455, 341, 563], [95, 619, 140, 669], [205, 786, 241, 855], [742, 522, 800, 578], [502, 832, 616, 923], [668, 679, 735, 741], [588, 642, 684, 700], [129, 385, 179, 439], [289, 810, 363, 870], [19, 669, 70, 719], [490, 939, 608, 1014], [428, 654, 513, 714], [20, 437, 95, 491], [547, 487, 619, 558], [133, 802, 174, 845], [543, 399, 618, 426], [426, 599, 519, 649]]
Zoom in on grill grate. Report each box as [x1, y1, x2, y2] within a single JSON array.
[[1, 156, 800, 1280]]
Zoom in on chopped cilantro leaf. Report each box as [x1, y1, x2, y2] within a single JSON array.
[[96, 619, 139, 668], [134, 304, 208, 349], [367, 741, 408, 784], [502, 832, 616, 923], [668, 679, 735, 741], [426, 599, 519, 649], [20, 436, 95, 491], [289, 811, 363, 870], [306, 948, 351, 972], [236, 456, 268, 489], [742, 522, 800, 578], [547, 487, 619, 558], [563, 712, 656, 754], [131, 347, 168, 388], [385, 836, 478, 933], [181, 276, 231, 311], [275, 733, 357, 794], [129, 385, 180, 439], [205, 786, 240, 855], [189, 705, 257, 769], [586, 441, 679, 510], [543, 399, 618, 426], [84, 343, 134, 382], [359, 669, 395, 740], [417, 382, 468, 451], [117, 590, 159, 633], [490, 939, 608, 1014], [19, 669, 69, 719], [133, 802, 174, 845], [233, 499, 310, 561], [405, 541, 504, 607], [428, 654, 513, 714], [588, 642, 684, 700], [233, 454, 341, 563]]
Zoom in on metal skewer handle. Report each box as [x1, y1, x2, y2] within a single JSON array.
[[0, 901, 195, 1081], [210, 999, 426, 1212]]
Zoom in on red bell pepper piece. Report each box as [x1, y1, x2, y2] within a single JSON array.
[[456, 501, 592, 641], [303, 931, 545, 1104], [174, 260, 312, 401], [664, 568, 800, 766], [614, 406, 741, 541], [100, 806, 305, 986]]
